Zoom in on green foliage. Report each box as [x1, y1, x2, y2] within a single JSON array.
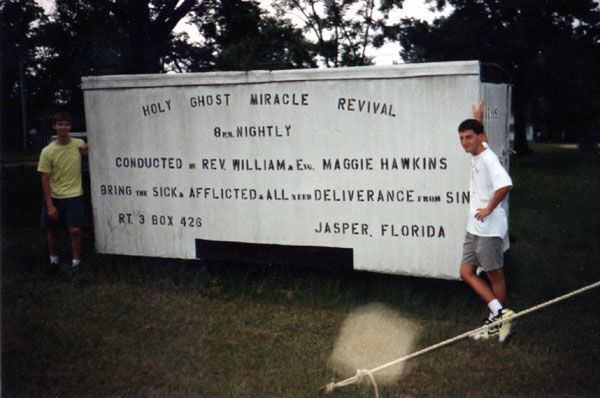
[[1, 0, 210, 143], [273, 0, 383, 67], [1, 0, 321, 146], [4, 0, 600, 153], [0, 0, 47, 147], [380, 0, 600, 150], [204, 0, 317, 70]]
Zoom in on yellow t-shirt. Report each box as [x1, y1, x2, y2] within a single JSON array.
[[38, 138, 85, 199]]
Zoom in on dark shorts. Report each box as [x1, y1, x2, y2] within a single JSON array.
[[41, 195, 84, 230], [461, 232, 504, 272]]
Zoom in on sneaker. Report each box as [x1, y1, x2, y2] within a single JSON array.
[[471, 318, 499, 341], [71, 261, 81, 273], [47, 262, 59, 276], [496, 308, 515, 343]]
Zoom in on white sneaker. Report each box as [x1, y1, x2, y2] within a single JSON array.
[[496, 308, 515, 343], [471, 318, 499, 341]]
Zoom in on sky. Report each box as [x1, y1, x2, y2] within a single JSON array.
[[34, 0, 451, 65], [255, 0, 451, 64]]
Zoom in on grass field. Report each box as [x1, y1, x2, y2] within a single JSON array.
[[2, 144, 599, 397]]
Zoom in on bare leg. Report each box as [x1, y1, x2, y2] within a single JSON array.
[[47, 229, 59, 257], [69, 227, 82, 260], [486, 268, 507, 304], [460, 263, 496, 303]]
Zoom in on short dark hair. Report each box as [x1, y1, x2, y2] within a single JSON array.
[[52, 111, 72, 125], [458, 119, 484, 135]]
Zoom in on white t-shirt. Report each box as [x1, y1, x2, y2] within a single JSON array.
[[467, 148, 513, 238]]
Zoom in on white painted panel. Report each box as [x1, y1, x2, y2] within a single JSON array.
[[83, 61, 511, 280]]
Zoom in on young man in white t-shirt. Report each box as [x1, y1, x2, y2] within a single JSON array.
[[458, 112, 514, 343]]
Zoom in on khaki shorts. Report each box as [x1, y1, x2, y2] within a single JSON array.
[[461, 232, 504, 272]]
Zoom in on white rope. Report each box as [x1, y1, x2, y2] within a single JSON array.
[[361, 369, 379, 398], [322, 369, 379, 397], [321, 280, 600, 395]]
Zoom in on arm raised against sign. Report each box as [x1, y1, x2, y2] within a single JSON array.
[[472, 101, 488, 144]]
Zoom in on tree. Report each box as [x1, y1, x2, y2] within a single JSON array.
[[40, 0, 215, 76], [273, 0, 387, 67], [110, 0, 214, 74], [0, 0, 47, 149], [201, 0, 316, 70], [8, 0, 216, 136], [381, 0, 600, 153], [162, 31, 216, 73], [4, 0, 318, 145]]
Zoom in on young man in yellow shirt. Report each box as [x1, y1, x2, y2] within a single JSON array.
[[38, 112, 88, 273]]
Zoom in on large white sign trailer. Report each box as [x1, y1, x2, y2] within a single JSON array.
[[82, 60, 512, 280]]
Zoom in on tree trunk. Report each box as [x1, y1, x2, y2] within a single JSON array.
[[513, 112, 531, 156]]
